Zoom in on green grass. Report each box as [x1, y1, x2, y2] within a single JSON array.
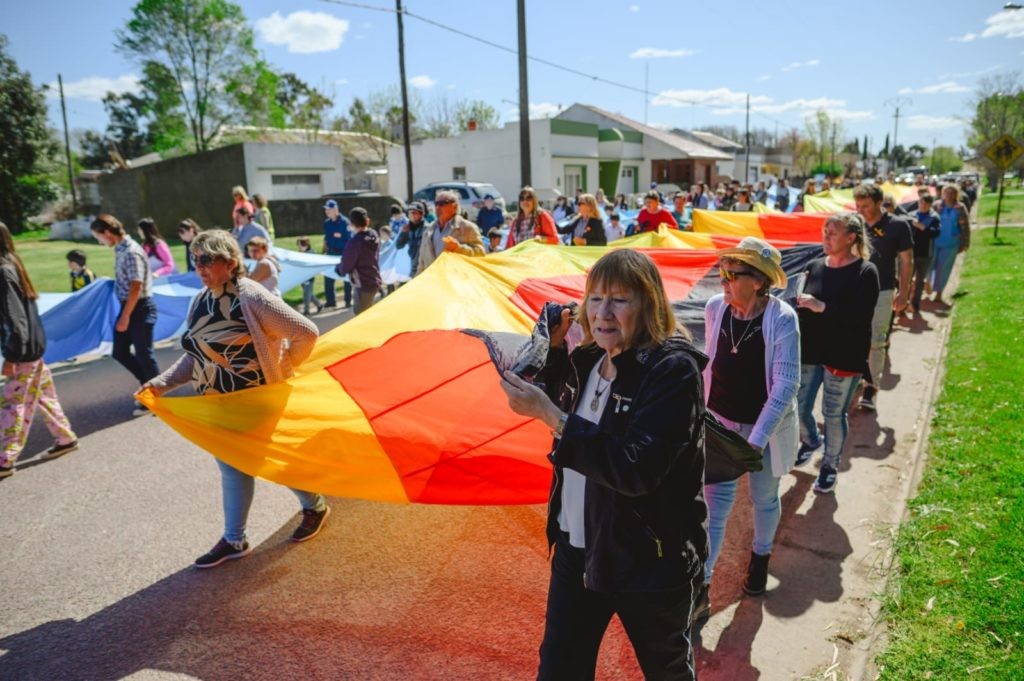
[[878, 228, 1024, 679], [977, 191, 1024, 225], [12, 233, 328, 307]]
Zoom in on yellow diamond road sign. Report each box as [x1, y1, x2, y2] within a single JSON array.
[[985, 134, 1023, 168]]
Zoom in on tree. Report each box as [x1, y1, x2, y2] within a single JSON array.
[[421, 95, 499, 138], [929, 146, 963, 175], [275, 73, 333, 131], [805, 110, 845, 172], [117, 0, 258, 151], [967, 72, 1024, 187], [0, 34, 59, 231]]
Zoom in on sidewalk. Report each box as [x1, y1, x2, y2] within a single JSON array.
[[690, 263, 964, 681]]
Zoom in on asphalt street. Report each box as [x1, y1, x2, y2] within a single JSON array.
[[0, 271, 957, 680]]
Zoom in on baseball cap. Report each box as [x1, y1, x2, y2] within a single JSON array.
[[323, 199, 339, 209], [406, 201, 425, 214], [483, 193, 494, 200]]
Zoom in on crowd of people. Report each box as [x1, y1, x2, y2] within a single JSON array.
[[0, 170, 976, 678]]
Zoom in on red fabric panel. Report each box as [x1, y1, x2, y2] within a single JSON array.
[[757, 213, 829, 242], [328, 330, 552, 505]]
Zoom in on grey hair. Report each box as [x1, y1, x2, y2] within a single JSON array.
[[825, 212, 872, 261], [434, 189, 460, 206], [191, 230, 248, 279]]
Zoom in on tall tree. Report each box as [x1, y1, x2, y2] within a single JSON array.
[[967, 72, 1024, 187], [117, 0, 258, 151], [0, 34, 59, 231], [929, 146, 964, 175]]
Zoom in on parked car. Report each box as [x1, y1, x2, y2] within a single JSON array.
[[412, 182, 506, 221], [321, 190, 382, 200]]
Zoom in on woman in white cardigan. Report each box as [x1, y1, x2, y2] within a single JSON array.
[[693, 237, 800, 622]]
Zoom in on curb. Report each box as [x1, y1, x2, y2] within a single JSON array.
[[846, 234, 974, 680]]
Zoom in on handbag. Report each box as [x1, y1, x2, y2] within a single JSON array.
[[703, 411, 763, 484]]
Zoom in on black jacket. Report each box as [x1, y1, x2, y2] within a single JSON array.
[[557, 216, 607, 246], [539, 336, 708, 593], [0, 261, 46, 363]]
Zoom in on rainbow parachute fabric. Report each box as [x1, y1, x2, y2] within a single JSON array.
[[139, 222, 825, 505]]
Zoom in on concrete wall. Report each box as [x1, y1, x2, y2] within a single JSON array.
[[269, 194, 404, 240], [99, 144, 247, 233], [243, 143, 344, 200]]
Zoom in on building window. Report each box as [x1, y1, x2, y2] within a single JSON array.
[[453, 167, 467, 181], [271, 174, 322, 185]]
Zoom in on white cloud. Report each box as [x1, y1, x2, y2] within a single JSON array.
[[906, 115, 963, 129], [898, 81, 970, 95], [948, 32, 977, 42], [981, 9, 1024, 39], [652, 88, 770, 108], [758, 74, 772, 82], [506, 102, 564, 120], [629, 4, 640, 12], [629, 47, 695, 59], [334, 78, 349, 86], [47, 75, 141, 102], [409, 75, 437, 89], [938, 64, 1002, 80], [256, 11, 349, 54], [711, 96, 844, 115], [446, 84, 457, 90], [782, 59, 820, 72]]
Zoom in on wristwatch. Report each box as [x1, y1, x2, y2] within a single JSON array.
[[552, 412, 569, 439]]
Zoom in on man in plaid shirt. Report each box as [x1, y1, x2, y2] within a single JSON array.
[[90, 214, 160, 417]]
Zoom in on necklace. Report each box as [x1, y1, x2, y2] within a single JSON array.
[[728, 309, 760, 354], [589, 355, 612, 411]]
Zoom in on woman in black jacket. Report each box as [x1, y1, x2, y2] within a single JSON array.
[[501, 249, 707, 681], [0, 222, 78, 478], [557, 193, 607, 246]]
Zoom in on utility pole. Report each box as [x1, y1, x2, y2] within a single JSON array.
[[644, 63, 649, 125], [395, 0, 414, 200], [516, 0, 531, 187], [884, 96, 912, 158], [744, 93, 751, 183], [829, 122, 837, 177], [393, 1, 413, 199], [57, 74, 77, 214]]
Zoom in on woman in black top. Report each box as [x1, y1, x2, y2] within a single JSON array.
[[794, 213, 880, 494], [557, 193, 607, 246], [500, 249, 707, 680], [0, 221, 78, 477]]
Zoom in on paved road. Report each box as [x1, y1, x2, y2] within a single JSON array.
[[0, 273, 956, 679]]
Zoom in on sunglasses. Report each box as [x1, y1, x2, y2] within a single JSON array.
[[195, 254, 221, 268], [434, 199, 455, 206], [719, 267, 757, 282]]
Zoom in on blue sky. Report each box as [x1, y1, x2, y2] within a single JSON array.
[[6, 0, 1023, 154]]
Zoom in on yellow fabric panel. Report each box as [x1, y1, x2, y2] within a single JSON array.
[[690, 210, 764, 237]]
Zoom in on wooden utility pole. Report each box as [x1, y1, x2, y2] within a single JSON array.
[[744, 94, 750, 183], [516, 0, 531, 187], [396, 0, 414, 200], [57, 74, 77, 214]]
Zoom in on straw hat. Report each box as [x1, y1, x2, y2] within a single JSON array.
[[717, 236, 787, 288]]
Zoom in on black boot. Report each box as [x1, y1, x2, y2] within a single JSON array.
[[743, 551, 770, 596], [691, 582, 711, 624]]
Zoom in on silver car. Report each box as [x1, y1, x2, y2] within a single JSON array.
[[412, 182, 506, 221]]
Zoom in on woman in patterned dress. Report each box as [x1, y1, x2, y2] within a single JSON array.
[[141, 230, 330, 568]]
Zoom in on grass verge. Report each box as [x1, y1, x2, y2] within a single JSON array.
[[976, 190, 1024, 225], [878, 228, 1024, 679]]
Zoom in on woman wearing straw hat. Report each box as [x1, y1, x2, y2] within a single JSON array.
[[694, 236, 800, 621]]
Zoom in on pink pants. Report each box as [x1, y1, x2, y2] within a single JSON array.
[[1, 360, 76, 466]]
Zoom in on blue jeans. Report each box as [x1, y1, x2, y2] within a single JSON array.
[[796, 364, 861, 470], [703, 414, 780, 584], [112, 297, 160, 385], [217, 459, 325, 544], [930, 244, 959, 296], [323, 276, 351, 308], [301, 279, 317, 313]]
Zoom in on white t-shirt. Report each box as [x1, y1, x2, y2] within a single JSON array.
[[558, 355, 612, 548]]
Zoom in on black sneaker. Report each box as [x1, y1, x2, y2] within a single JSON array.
[[291, 505, 331, 542], [0, 464, 13, 479], [814, 464, 838, 494], [794, 439, 822, 467], [42, 440, 78, 460], [194, 538, 252, 569], [859, 385, 876, 411]]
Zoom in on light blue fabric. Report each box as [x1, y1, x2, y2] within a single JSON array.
[[930, 245, 958, 296], [935, 206, 962, 249]]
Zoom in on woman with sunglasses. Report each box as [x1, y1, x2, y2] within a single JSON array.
[[694, 237, 800, 622], [794, 214, 878, 496], [558, 193, 607, 246], [141, 230, 329, 568], [505, 186, 559, 249]]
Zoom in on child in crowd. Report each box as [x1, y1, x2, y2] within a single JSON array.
[[177, 219, 202, 272], [66, 250, 96, 291], [486, 228, 504, 253], [296, 237, 323, 316], [604, 213, 626, 242]]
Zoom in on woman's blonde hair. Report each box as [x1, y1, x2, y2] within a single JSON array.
[[577, 193, 599, 218], [246, 236, 269, 252], [825, 212, 872, 261], [232, 185, 249, 202], [577, 249, 687, 349], [191, 230, 248, 279]]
